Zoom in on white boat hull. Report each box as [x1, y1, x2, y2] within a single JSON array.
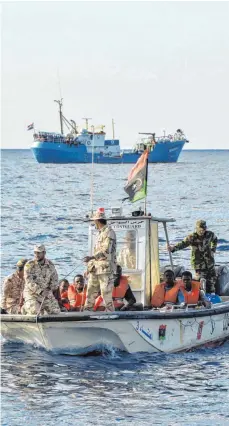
[[1, 303, 229, 355]]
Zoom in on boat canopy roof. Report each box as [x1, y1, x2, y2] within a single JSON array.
[[85, 212, 175, 223]]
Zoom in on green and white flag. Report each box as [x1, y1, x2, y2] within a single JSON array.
[[124, 150, 149, 203]]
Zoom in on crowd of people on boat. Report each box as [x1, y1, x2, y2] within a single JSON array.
[[33, 132, 80, 146], [0, 210, 221, 316]]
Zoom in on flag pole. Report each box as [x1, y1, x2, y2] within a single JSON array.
[[144, 152, 149, 215]]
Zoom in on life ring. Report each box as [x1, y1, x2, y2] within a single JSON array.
[[87, 141, 91, 145]]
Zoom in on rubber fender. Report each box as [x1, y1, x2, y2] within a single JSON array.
[[215, 265, 229, 296], [161, 264, 185, 279]]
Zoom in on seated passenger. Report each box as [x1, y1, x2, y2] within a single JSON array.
[[117, 231, 136, 269], [1, 258, 28, 314], [151, 269, 180, 308], [94, 265, 141, 311], [177, 271, 211, 308], [54, 279, 70, 311], [68, 275, 87, 311]]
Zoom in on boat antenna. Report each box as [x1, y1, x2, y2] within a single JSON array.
[[82, 117, 92, 130], [112, 118, 115, 140], [57, 68, 62, 99], [90, 125, 95, 215], [54, 99, 64, 134]]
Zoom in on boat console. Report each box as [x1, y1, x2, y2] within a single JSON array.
[[88, 207, 175, 306]]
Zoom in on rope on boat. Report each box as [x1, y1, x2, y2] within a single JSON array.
[[36, 295, 46, 317], [62, 259, 85, 279]]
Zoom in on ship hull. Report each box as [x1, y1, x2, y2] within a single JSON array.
[[31, 141, 185, 164], [1, 303, 229, 355]]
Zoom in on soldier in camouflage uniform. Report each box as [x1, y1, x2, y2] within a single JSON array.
[[1, 258, 28, 314], [168, 220, 218, 293], [22, 244, 61, 315], [117, 230, 136, 269], [83, 208, 117, 311]]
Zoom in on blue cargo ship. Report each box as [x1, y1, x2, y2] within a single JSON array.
[[30, 100, 188, 164]]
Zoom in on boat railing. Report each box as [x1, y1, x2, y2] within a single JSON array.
[[159, 303, 201, 312], [34, 133, 80, 145]]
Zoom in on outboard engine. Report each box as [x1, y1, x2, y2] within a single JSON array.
[[215, 265, 229, 296]]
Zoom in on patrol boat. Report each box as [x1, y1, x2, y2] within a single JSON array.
[[1, 208, 229, 355], [30, 99, 188, 164]]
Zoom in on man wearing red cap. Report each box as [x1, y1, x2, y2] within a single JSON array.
[[83, 208, 117, 311]]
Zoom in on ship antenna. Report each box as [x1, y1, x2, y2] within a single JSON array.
[[82, 117, 92, 130], [90, 125, 95, 215], [57, 68, 62, 100]]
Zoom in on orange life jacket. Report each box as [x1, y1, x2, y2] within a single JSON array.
[[68, 284, 87, 309], [94, 276, 129, 311], [178, 281, 200, 304], [60, 290, 70, 310], [112, 276, 129, 308], [94, 295, 105, 311], [151, 282, 181, 308]]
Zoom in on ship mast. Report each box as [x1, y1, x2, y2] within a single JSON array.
[[112, 118, 115, 139], [54, 99, 64, 134], [82, 117, 92, 130]]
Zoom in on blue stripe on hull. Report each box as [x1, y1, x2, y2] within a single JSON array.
[[31, 141, 185, 164]]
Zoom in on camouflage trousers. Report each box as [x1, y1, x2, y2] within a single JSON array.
[[195, 268, 216, 293], [84, 273, 114, 311], [22, 294, 61, 315], [5, 305, 21, 315]]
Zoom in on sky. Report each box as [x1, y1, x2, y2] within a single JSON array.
[[1, 1, 229, 149]]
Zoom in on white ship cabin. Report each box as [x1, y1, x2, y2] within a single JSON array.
[[76, 128, 121, 157], [34, 127, 121, 156], [88, 208, 175, 307]]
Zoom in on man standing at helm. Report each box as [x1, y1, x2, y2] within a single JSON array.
[[83, 208, 117, 311], [22, 244, 61, 315], [168, 220, 218, 293], [117, 230, 136, 269]]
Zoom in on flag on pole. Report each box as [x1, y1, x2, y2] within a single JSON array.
[[124, 150, 149, 203], [27, 123, 34, 131]]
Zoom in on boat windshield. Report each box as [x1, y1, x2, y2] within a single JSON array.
[[90, 225, 143, 290], [117, 230, 137, 270]]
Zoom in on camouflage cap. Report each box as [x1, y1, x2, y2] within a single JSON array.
[[17, 258, 28, 268], [92, 208, 106, 220], [34, 244, 46, 252], [196, 220, 207, 229]]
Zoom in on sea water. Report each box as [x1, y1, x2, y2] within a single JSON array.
[[1, 149, 229, 425]]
